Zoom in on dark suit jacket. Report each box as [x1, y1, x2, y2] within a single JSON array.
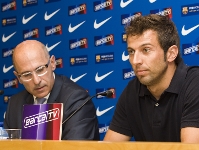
[[4, 74, 99, 140]]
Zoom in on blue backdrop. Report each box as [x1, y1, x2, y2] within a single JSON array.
[[1, 0, 199, 140]]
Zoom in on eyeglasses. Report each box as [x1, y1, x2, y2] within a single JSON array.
[[17, 61, 50, 82]]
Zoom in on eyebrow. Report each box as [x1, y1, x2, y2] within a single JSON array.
[[127, 47, 135, 51], [18, 70, 31, 75], [19, 64, 46, 75], [127, 43, 153, 50]]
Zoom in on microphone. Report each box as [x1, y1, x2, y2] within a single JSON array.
[[96, 90, 113, 98], [62, 90, 113, 124], [0, 90, 4, 95]]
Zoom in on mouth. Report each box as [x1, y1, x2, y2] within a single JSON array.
[[136, 70, 147, 76], [35, 86, 45, 91]]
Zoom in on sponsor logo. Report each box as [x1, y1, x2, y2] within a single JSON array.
[[46, 41, 61, 52], [22, 13, 37, 24], [70, 55, 88, 66], [45, 25, 62, 36], [149, 0, 156, 3], [182, 43, 199, 55], [70, 73, 87, 82], [95, 34, 114, 46], [55, 58, 63, 68], [122, 33, 127, 42], [69, 38, 88, 49], [99, 123, 110, 134], [95, 71, 113, 82], [23, 28, 39, 39], [181, 3, 199, 17], [2, 16, 17, 26], [3, 79, 18, 88], [96, 106, 114, 116], [150, 7, 172, 18], [123, 68, 135, 79], [122, 51, 129, 61], [182, 7, 188, 15], [120, 0, 133, 8], [2, 19, 6, 26], [68, 4, 86, 16], [181, 24, 199, 36], [2, 48, 13, 58], [95, 52, 114, 64], [3, 65, 13, 73], [2, 1, 16, 12], [68, 21, 86, 33], [44, 9, 60, 20], [22, 0, 38, 7], [2, 32, 16, 42], [94, 16, 112, 29], [23, 108, 60, 128], [121, 12, 141, 25], [4, 95, 12, 103], [94, 0, 113, 12]]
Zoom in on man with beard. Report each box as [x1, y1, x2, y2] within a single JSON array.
[[104, 14, 199, 143]]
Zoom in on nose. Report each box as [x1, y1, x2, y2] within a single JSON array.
[[32, 72, 41, 85], [130, 51, 142, 66]]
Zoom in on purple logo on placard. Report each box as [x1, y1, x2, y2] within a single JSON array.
[[24, 108, 60, 128]]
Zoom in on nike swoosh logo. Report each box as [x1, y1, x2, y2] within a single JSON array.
[[68, 21, 86, 33], [44, 9, 60, 21], [181, 24, 199, 36], [95, 71, 113, 82], [94, 16, 112, 29], [22, 13, 37, 24], [96, 106, 114, 116], [149, 0, 156, 3], [46, 41, 61, 52], [3, 65, 13, 73], [120, 0, 133, 8], [122, 51, 129, 61], [70, 73, 87, 82], [2, 32, 16, 42]]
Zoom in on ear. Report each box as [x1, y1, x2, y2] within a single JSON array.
[[166, 45, 178, 63], [50, 55, 56, 71], [13, 71, 23, 84]]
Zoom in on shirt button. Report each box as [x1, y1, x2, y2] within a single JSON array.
[[155, 103, 159, 106]]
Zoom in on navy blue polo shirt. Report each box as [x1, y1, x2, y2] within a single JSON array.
[[109, 61, 199, 142]]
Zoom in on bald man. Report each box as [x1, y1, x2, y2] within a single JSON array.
[[4, 40, 99, 140]]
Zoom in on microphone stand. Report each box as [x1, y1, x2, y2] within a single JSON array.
[[62, 90, 113, 124]]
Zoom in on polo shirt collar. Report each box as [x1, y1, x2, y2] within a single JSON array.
[[165, 61, 188, 93], [139, 61, 188, 96]]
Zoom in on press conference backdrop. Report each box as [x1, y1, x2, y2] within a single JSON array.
[[0, 0, 199, 140]]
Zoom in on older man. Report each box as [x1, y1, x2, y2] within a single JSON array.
[[4, 40, 99, 140]]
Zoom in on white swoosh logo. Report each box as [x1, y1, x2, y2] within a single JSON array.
[[2, 32, 16, 42], [22, 13, 37, 24], [46, 41, 61, 52], [120, 0, 133, 8], [70, 73, 87, 82], [149, 0, 156, 3], [122, 51, 129, 61], [94, 16, 112, 29], [95, 71, 113, 82], [181, 24, 199, 36], [3, 65, 13, 73], [68, 21, 86, 33], [96, 106, 114, 117], [44, 9, 60, 21]]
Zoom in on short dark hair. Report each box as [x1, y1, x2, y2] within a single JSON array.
[[125, 14, 182, 65]]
